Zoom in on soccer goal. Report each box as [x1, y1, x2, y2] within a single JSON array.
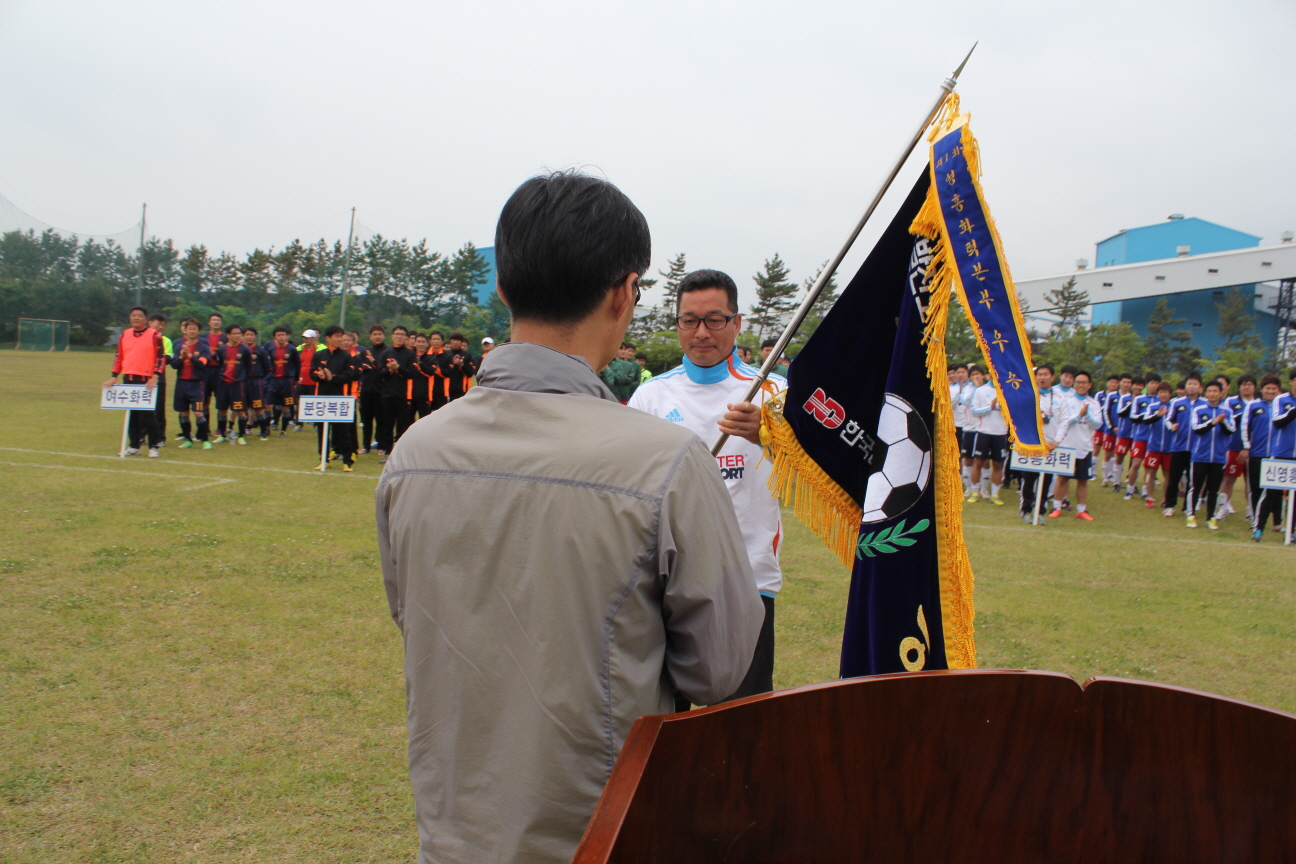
[[16, 318, 70, 352]]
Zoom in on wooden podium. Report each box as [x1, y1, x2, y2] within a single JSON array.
[[572, 670, 1296, 863]]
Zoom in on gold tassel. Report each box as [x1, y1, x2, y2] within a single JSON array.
[[917, 258, 978, 670], [762, 392, 861, 569]]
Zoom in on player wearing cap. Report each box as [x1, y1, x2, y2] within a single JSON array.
[[293, 329, 322, 430], [479, 336, 495, 359]]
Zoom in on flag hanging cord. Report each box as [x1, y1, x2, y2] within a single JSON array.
[[710, 42, 977, 456]]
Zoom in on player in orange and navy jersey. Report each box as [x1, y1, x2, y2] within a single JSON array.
[[215, 325, 254, 444], [294, 330, 322, 431], [265, 326, 299, 435], [169, 316, 213, 449], [241, 327, 272, 439], [201, 313, 227, 418]]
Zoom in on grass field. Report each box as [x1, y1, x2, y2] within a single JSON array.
[[2, 351, 1293, 862]]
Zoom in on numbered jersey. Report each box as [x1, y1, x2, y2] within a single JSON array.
[[628, 350, 786, 596]]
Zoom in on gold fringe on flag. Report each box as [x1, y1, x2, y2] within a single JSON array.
[[762, 391, 861, 568], [915, 253, 978, 670]]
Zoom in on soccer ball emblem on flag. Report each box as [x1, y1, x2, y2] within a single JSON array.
[[861, 394, 932, 524]]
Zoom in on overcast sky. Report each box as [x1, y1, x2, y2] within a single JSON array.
[[2, 0, 1292, 309]]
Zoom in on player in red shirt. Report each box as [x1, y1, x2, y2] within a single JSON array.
[[103, 306, 167, 456]]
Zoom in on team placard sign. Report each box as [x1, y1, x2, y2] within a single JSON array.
[[101, 384, 157, 410], [1010, 446, 1077, 476], [298, 395, 355, 422], [1259, 459, 1296, 491]]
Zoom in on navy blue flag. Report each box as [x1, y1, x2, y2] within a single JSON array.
[[764, 171, 976, 675]]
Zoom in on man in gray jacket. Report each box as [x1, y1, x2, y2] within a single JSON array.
[[376, 171, 764, 864]]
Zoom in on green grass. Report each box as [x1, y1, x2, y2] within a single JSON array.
[[1, 352, 1293, 861]]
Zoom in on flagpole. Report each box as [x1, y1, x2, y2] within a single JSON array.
[[711, 43, 976, 456]]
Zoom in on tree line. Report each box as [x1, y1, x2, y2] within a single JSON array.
[[0, 228, 508, 348]]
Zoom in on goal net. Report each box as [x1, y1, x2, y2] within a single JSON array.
[[16, 318, 70, 352]]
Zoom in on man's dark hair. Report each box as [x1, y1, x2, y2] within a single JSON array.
[[634, 352, 647, 361], [179, 316, 200, 329], [1036, 364, 1055, 375], [1260, 374, 1282, 389], [428, 330, 444, 339], [1107, 375, 1120, 383], [1075, 370, 1092, 381], [369, 324, 386, 334], [1204, 380, 1222, 392], [323, 324, 345, 338], [224, 324, 241, 335], [1157, 381, 1172, 394], [1119, 372, 1132, 381], [148, 313, 167, 324], [243, 327, 258, 336], [129, 306, 148, 317], [208, 313, 223, 321], [968, 364, 983, 375], [1132, 376, 1145, 386], [621, 341, 636, 350], [392, 325, 408, 336], [952, 362, 968, 372], [273, 326, 289, 336], [1289, 367, 1296, 380], [1146, 373, 1162, 383], [495, 171, 650, 324], [1060, 364, 1079, 376], [1176, 379, 1187, 389], [1217, 374, 1231, 385], [1238, 374, 1256, 386], [1185, 373, 1202, 384], [408, 332, 423, 340], [676, 269, 739, 314], [449, 332, 466, 343], [761, 339, 777, 349]]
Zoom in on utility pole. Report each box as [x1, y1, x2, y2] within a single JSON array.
[[135, 203, 146, 307], [339, 207, 356, 327]]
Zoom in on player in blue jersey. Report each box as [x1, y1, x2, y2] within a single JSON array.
[[1186, 380, 1235, 529], [1142, 381, 1174, 509], [1242, 375, 1284, 540], [1161, 374, 1203, 516], [1097, 375, 1121, 485], [1217, 375, 1255, 520], [1109, 373, 1135, 493]]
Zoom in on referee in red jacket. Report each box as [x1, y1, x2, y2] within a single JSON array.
[[103, 306, 167, 456]]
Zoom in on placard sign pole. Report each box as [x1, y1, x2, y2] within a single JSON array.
[[120, 412, 131, 459], [319, 423, 330, 473], [1033, 478, 1045, 527]]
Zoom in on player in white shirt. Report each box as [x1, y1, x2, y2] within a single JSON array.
[[1048, 370, 1103, 521], [628, 269, 784, 705], [965, 366, 1008, 505], [949, 363, 975, 493], [1018, 364, 1075, 521]]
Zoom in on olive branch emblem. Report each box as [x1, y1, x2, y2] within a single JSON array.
[[857, 518, 930, 558]]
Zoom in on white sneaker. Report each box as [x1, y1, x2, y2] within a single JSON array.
[[147, 448, 159, 458], [155, 440, 166, 448], [124, 447, 142, 456]]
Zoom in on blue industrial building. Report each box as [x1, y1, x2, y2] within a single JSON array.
[[472, 246, 497, 305], [1088, 216, 1278, 356]]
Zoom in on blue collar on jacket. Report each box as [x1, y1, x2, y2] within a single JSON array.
[[682, 349, 739, 385]]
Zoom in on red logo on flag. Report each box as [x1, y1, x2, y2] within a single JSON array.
[[803, 388, 846, 429]]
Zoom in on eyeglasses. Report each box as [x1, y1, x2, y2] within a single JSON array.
[[675, 314, 738, 331]]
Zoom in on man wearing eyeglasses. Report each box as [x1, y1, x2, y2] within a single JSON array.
[[628, 268, 785, 705]]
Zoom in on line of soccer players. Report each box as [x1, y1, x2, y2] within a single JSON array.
[[950, 362, 1296, 541], [151, 312, 483, 467]]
